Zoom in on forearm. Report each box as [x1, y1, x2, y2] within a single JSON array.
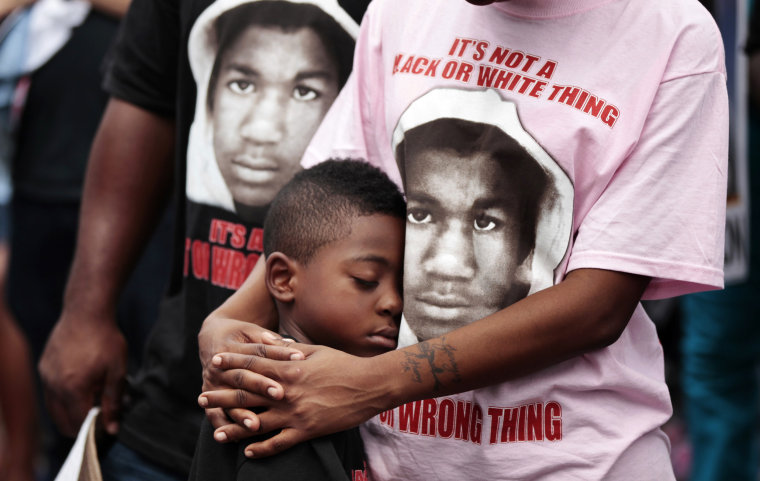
[[199, 257, 279, 375], [207, 255, 278, 331], [63, 98, 174, 319], [200, 268, 649, 452], [373, 268, 649, 409], [0, 315, 37, 475], [0, 0, 33, 19]]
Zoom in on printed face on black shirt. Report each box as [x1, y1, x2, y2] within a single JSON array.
[[402, 147, 533, 341], [210, 26, 339, 212]]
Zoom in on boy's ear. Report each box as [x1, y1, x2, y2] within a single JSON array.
[[265, 252, 297, 303]]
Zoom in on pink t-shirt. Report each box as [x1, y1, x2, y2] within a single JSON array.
[[304, 0, 727, 478]]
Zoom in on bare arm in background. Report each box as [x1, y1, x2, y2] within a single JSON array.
[[0, 243, 37, 481], [87, 0, 130, 18], [38, 98, 174, 437]]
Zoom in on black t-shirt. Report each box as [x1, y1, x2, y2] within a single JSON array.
[[13, 10, 118, 201], [104, 0, 370, 473], [189, 418, 368, 481]]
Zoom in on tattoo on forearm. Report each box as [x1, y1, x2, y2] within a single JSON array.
[[401, 336, 461, 392]]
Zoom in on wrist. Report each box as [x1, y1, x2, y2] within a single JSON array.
[[363, 349, 416, 413], [61, 277, 120, 325]]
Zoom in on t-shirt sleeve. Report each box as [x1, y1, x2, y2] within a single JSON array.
[[303, 1, 402, 187], [103, 0, 179, 117], [567, 69, 728, 300]]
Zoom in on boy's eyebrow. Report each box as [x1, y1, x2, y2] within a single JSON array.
[[349, 254, 391, 267]]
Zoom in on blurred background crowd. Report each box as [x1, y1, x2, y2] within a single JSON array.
[[0, 0, 756, 480]]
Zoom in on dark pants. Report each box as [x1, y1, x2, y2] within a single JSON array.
[[100, 441, 186, 481], [680, 284, 760, 481], [7, 194, 174, 480]]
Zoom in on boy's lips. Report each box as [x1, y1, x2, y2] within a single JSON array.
[[367, 326, 399, 350]]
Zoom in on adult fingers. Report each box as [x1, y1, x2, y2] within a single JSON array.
[[212, 421, 260, 444], [202, 361, 285, 401], [243, 428, 304, 458], [100, 361, 126, 435], [216, 341, 305, 362], [205, 407, 231, 430], [40, 359, 93, 437], [205, 406, 263, 443], [44, 388, 90, 437], [224, 407, 260, 431], [199, 386, 274, 409]]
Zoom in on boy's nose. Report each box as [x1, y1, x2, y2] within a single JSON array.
[[378, 286, 403, 319]]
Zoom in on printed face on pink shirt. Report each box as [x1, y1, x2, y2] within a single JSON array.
[[397, 118, 549, 342], [210, 26, 339, 214], [402, 149, 534, 341]]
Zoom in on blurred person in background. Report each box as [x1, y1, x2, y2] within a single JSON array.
[[36, 0, 368, 479], [0, 213, 36, 481], [0, 0, 173, 477], [678, 0, 760, 479]]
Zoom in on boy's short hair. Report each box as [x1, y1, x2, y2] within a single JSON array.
[[263, 159, 406, 264], [207, 0, 356, 112], [395, 117, 549, 263]]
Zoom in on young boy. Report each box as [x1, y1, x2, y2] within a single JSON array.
[[189, 158, 405, 480]]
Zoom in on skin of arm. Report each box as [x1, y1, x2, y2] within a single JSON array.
[[38, 98, 175, 437], [198, 255, 304, 436], [0, 244, 37, 481], [87, 0, 131, 18], [0, 0, 34, 19], [199, 267, 649, 456]]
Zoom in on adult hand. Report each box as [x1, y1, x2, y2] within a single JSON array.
[[199, 342, 392, 457], [198, 313, 305, 439], [38, 311, 127, 437]]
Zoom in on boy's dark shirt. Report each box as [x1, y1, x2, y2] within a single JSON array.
[[189, 417, 367, 480]]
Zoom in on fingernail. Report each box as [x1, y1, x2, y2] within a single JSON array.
[[290, 352, 303, 360], [244, 418, 253, 429], [212, 355, 222, 366], [245, 449, 254, 458], [198, 396, 208, 407], [267, 386, 278, 398], [214, 431, 228, 442], [262, 331, 279, 341]]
